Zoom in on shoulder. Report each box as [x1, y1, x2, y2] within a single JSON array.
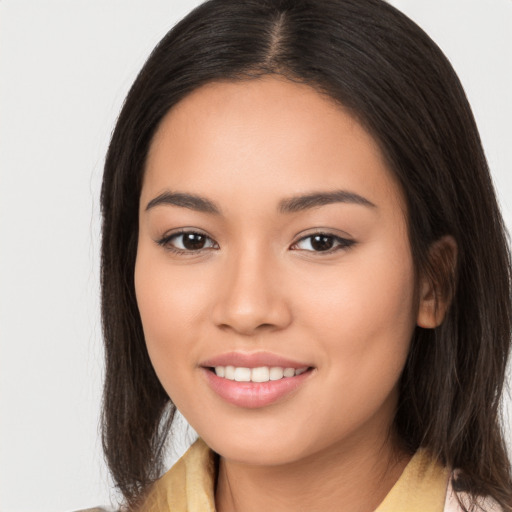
[[73, 508, 118, 512], [142, 438, 216, 512], [443, 475, 504, 512]]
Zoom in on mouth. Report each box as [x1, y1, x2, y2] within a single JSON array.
[[206, 365, 311, 383], [201, 358, 315, 408]]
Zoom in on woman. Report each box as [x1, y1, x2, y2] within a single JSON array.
[[100, 0, 512, 510]]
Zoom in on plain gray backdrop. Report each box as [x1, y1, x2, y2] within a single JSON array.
[[1, 1, 511, 511]]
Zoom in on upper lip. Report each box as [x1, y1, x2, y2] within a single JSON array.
[[200, 351, 312, 369]]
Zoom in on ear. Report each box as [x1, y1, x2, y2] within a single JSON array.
[[417, 235, 458, 329]]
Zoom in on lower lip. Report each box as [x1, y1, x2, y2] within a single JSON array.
[[202, 368, 313, 409]]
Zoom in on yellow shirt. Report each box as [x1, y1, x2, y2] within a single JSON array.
[[143, 438, 451, 512]]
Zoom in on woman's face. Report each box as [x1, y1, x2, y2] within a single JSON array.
[[135, 77, 421, 465]]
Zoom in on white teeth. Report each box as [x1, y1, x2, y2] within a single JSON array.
[[269, 367, 284, 380], [225, 365, 235, 380], [213, 365, 309, 382], [234, 367, 251, 382], [251, 366, 270, 382], [283, 367, 295, 378]]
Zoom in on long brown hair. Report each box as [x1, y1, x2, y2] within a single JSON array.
[[100, 0, 512, 509]]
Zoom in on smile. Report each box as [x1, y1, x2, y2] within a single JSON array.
[[212, 366, 309, 382], [202, 365, 314, 409]]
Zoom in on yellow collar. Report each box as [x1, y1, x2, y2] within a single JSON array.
[[144, 438, 449, 512]]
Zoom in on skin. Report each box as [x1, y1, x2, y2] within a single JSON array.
[[135, 77, 447, 512]]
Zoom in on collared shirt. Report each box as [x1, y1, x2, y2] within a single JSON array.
[[143, 438, 460, 512]]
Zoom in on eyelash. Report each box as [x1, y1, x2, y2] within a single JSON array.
[[157, 230, 218, 255], [291, 233, 356, 253], [157, 230, 356, 255]]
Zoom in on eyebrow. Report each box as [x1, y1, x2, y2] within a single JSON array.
[[278, 190, 376, 213], [145, 189, 376, 214], [145, 191, 221, 214]]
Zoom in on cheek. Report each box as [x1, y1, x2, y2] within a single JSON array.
[[133, 241, 211, 393], [297, 236, 417, 394], [284, 243, 417, 447]]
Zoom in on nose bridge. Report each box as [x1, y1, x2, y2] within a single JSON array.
[[213, 239, 291, 334]]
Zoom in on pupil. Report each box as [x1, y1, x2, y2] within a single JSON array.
[[311, 235, 334, 251], [183, 233, 206, 250]]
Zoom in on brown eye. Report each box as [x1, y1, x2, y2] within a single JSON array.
[[310, 235, 335, 251], [182, 233, 208, 250], [158, 231, 218, 252], [292, 233, 355, 253]]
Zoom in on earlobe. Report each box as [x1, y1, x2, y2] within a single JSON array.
[[416, 235, 458, 329], [416, 279, 443, 328]]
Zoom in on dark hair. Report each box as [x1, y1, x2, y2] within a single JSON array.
[[100, 0, 512, 509]]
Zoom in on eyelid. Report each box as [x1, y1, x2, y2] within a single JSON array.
[[290, 230, 356, 253], [156, 228, 219, 254], [155, 227, 355, 255]]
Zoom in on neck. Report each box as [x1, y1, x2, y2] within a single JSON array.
[[215, 430, 411, 512]]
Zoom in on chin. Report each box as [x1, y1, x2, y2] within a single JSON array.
[[214, 440, 303, 466], [198, 421, 320, 467]]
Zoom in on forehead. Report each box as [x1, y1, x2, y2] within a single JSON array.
[[143, 77, 405, 217]]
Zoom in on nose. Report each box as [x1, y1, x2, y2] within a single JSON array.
[[211, 245, 293, 336]]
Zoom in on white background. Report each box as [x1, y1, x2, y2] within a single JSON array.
[[0, 1, 510, 511]]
